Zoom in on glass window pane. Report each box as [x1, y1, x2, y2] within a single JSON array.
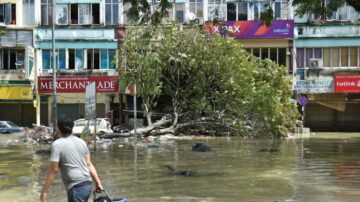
[[350, 47, 357, 67], [113, 3, 119, 24], [341, 47, 348, 67], [305, 48, 313, 68], [100, 49, 108, 69], [254, 2, 259, 20], [227, 3, 236, 21], [4, 4, 11, 24], [75, 49, 83, 70], [332, 48, 340, 67], [175, 4, 185, 23], [296, 48, 304, 68], [58, 49, 66, 69], [41, 5, 48, 25], [0, 5, 4, 22], [79, 4, 91, 24], [275, 2, 281, 18], [109, 49, 116, 69], [238, 2, 247, 20], [253, 48, 260, 58], [42, 50, 50, 69], [314, 48, 322, 59], [323, 48, 330, 67], [278, 48, 286, 67], [261, 48, 269, 60], [56, 4, 68, 25], [270, 48, 277, 63], [105, 4, 112, 24], [197, 2, 203, 17]]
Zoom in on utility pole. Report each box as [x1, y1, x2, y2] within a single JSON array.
[[133, 82, 137, 142], [52, 0, 57, 137]]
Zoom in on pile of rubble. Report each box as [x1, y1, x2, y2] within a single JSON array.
[[21, 125, 53, 144]]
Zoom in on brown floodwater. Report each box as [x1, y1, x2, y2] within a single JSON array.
[[1, 133, 360, 201]]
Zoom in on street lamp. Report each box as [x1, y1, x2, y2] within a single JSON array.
[[52, 0, 57, 137]]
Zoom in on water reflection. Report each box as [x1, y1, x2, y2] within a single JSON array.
[[2, 133, 360, 201]]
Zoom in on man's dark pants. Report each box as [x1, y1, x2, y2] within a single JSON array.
[[67, 181, 92, 202]]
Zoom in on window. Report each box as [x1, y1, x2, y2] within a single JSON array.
[[42, 50, 51, 70], [68, 49, 84, 70], [249, 47, 288, 67], [79, 4, 91, 24], [100, 49, 116, 69], [92, 4, 100, 24], [189, 0, 203, 18], [0, 4, 15, 24], [105, 0, 119, 25], [238, 2, 247, 20], [323, 48, 330, 67], [227, 3, 236, 21], [350, 47, 357, 67], [274, 0, 288, 19], [324, 1, 360, 21], [70, 4, 78, 24], [332, 48, 340, 67], [341, 47, 348, 67], [175, 4, 185, 23], [41, 49, 65, 70], [23, 0, 35, 25], [0, 49, 25, 70], [297, 47, 360, 68], [87, 49, 100, 69], [208, 0, 224, 21], [56, 4, 69, 25], [41, 0, 52, 25]]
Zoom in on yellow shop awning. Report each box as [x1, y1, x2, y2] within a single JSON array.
[[0, 86, 33, 100]]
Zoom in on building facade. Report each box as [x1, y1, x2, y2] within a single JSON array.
[[1, 0, 359, 132], [294, 2, 360, 131]]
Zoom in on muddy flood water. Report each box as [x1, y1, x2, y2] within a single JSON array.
[[1, 133, 360, 202]]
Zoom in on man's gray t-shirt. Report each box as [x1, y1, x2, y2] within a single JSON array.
[[50, 135, 92, 189]]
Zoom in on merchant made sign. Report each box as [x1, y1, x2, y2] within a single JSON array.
[[335, 75, 360, 93], [294, 80, 334, 93], [38, 76, 119, 93]]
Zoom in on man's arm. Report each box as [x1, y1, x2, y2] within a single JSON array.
[[85, 154, 103, 191], [40, 162, 59, 202]]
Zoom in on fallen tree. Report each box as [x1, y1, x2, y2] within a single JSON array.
[[120, 22, 298, 138]]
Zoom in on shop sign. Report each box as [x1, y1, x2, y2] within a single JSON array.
[[335, 75, 360, 93], [294, 80, 333, 93], [205, 20, 294, 39], [85, 82, 96, 119], [38, 76, 119, 93]]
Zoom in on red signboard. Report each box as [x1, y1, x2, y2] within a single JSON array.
[[38, 76, 119, 93], [335, 75, 360, 93]]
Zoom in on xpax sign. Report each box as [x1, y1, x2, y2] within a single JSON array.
[[38, 76, 119, 93], [335, 75, 360, 93]]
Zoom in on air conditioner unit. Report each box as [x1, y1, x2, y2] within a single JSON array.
[[309, 58, 323, 69]]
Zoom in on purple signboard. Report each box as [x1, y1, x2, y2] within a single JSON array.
[[205, 20, 294, 39]]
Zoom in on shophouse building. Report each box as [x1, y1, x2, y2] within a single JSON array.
[[294, 3, 360, 131], [203, 0, 295, 73], [0, 0, 36, 126]]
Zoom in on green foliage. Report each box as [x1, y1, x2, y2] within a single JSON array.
[[346, 0, 360, 12], [119, 22, 298, 138], [260, 8, 274, 26], [292, 0, 344, 21], [124, 0, 172, 24]]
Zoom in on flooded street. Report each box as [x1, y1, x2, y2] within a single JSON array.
[[1, 133, 360, 201]]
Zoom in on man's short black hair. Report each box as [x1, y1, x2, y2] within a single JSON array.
[[57, 115, 74, 136]]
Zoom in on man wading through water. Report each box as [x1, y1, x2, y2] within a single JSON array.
[[40, 115, 103, 202]]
